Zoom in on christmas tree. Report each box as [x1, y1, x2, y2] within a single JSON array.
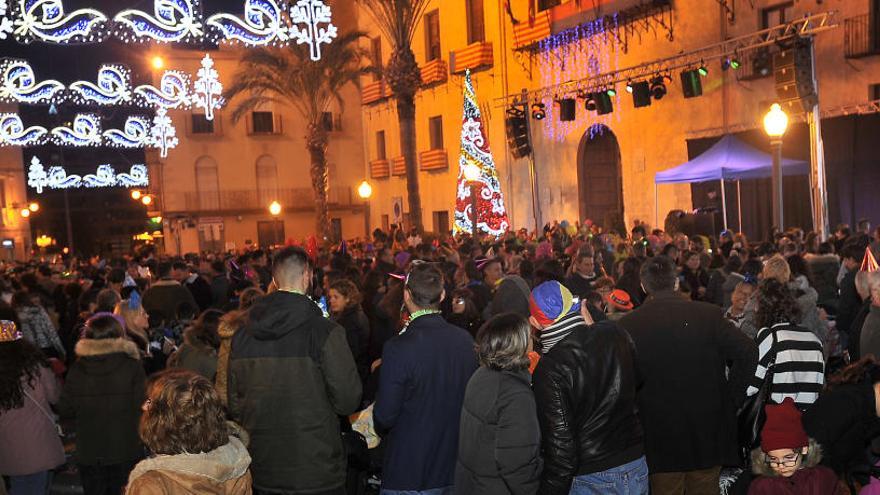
[[453, 70, 510, 236]]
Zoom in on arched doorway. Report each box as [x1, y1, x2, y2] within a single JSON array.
[[577, 126, 624, 233]]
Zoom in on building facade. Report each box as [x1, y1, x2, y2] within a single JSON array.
[[0, 142, 32, 260], [356, 0, 880, 239]]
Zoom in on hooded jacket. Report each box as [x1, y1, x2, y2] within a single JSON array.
[[58, 338, 146, 466], [228, 291, 361, 494], [125, 435, 252, 495], [747, 440, 845, 495]]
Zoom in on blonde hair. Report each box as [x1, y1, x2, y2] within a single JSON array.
[[114, 300, 148, 344], [762, 255, 791, 284]]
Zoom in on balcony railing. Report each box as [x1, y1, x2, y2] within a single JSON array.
[[845, 14, 880, 58], [172, 186, 353, 214]]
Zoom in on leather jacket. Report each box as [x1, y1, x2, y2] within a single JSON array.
[[532, 320, 644, 495]]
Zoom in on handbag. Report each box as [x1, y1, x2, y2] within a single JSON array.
[[23, 388, 63, 437], [736, 328, 777, 465]]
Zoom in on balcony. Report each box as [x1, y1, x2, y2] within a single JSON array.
[[391, 156, 407, 176], [845, 14, 880, 59], [450, 42, 493, 74], [420, 59, 448, 87], [370, 159, 390, 179], [171, 186, 354, 214], [362, 80, 392, 105], [419, 149, 448, 172], [513, 11, 552, 50]]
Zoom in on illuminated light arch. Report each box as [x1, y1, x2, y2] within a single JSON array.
[[27, 156, 149, 193], [206, 0, 288, 46], [11, 0, 108, 44], [103, 115, 150, 148], [0, 58, 65, 104], [68, 64, 132, 106], [50, 113, 102, 147], [0, 112, 47, 146], [113, 0, 204, 44], [134, 70, 191, 109]]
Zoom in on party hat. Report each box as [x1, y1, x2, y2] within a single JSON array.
[[861, 247, 879, 273]]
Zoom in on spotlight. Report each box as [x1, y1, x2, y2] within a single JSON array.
[[584, 93, 597, 112], [722, 56, 742, 71], [630, 81, 652, 108], [625, 81, 634, 93], [650, 75, 668, 100], [594, 92, 614, 115], [557, 98, 576, 122], [698, 65, 708, 77], [531, 103, 546, 120], [730, 57, 741, 69], [606, 87, 617, 97], [505, 106, 531, 159], [680, 69, 703, 98]]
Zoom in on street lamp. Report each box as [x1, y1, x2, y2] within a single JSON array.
[[28, 202, 39, 212], [463, 162, 482, 239], [357, 181, 373, 239], [141, 195, 153, 206], [150, 56, 164, 70], [269, 201, 282, 246], [131, 190, 142, 200], [763, 103, 789, 231], [20, 208, 30, 218]]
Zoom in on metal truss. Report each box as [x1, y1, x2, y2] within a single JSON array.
[[497, 11, 837, 105]]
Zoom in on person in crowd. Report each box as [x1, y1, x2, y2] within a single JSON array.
[[838, 245, 867, 350], [114, 294, 150, 357], [167, 309, 223, 380], [708, 254, 742, 308], [725, 282, 756, 328], [328, 279, 370, 384], [747, 278, 825, 410], [615, 257, 645, 307], [805, 243, 840, 313], [228, 247, 360, 495], [215, 286, 263, 406], [530, 281, 646, 494], [208, 260, 230, 309], [861, 273, 880, 362], [446, 287, 482, 338], [173, 261, 212, 312], [747, 398, 843, 494], [564, 248, 599, 299], [374, 262, 477, 494], [605, 288, 634, 321], [487, 261, 532, 319], [0, 320, 65, 495], [847, 271, 874, 361], [13, 291, 65, 360], [95, 288, 122, 313], [59, 314, 146, 495], [125, 370, 252, 495], [455, 313, 542, 494], [618, 256, 757, 494], [142, 261, 198, 324], [803, 356, 880, 479], [680, 250, 710, 301]]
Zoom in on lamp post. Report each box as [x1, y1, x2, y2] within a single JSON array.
[[357, 181, 373, 239], [763, 103, 789, 232], [463, 162, 482, 239], [269, 201, 282, 246]]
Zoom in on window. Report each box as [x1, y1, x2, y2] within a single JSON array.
[[424, 10, 441, 62], [762, 2, 793, 29], [428, 115, 444, 150], [195, 157, 220, 210], [257, 220, 285, 247], [256, 155, 278, 206], [251, 111, 275, 133], [191, 114, 214, 134], [381, 214, 390, 232], [871, 83, 880, 101], [432, 211, 449, 234], [466, 0, 485, 44], [537, 0, 560, 12], [370, 37, 383, 81], [376, 130, 387, 160]]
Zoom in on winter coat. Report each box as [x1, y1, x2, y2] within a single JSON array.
[[228, 291, 361, 494], [861, 461, 880, 495], [17, 305, 65, 358], [332, 305, 371, 383], [210, 275, 230, 310], [184, 275, 213, 313], [142, 280, 198, 324], [860, 304, 880, 362], [803, 382, 880, 475], [215, 314, 246, 406], [454, 368, 542, 495], [806, 254, 841, 310], [125, 436, 252, 495], [740, 280, 827, 343], [849, 301, 872, 360], [58, 338, 146, 466], [837, 269, 862, 337], [618, 290, 758, 473], [747, 440, 845, 495], [533, 320, 644, 494], [167, 329, 218, 380], [0, 366, 65, 476], [374, 313, 478, 491]]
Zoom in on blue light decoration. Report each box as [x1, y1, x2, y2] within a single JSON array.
[[289, 0, 337, 61], [103, 115, 150, 148], [50, 113, 102, 146], [67, 64, 132, 106], [206, 0, 288, 46], [192, 54, 223, 120], [10, 0, 108, 43], [0, 58, 65, 104], [113, 0, 204, 44], [28, 156, 149, 193], [134, 70, 191, 109], [0, 112, 47, 146]]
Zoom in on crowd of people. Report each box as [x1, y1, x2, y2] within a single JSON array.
[[1, 218, 880, 495]]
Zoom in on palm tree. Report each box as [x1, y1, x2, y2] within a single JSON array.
[[224, 31, 371, 242], [358, 0, 431, 232]]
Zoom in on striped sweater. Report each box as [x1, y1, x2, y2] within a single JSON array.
[[540, 311, 585, 354], [746, 322, 825, 409]]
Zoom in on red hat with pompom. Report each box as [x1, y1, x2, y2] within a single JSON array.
[[761, 397, 809, 453]]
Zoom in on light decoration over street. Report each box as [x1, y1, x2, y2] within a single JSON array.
[[113, 0, 204, 43], [206, 0, 288, 46], [148, 107, 178, 158], [288, 0, 337, 61], [67, 64, 132, 106], [192, 54, 223, 120], [103, 116, 150, 148], [50, 113, 102, 146], [27, 156, 149, 193], [10, 0, 108, 43], [0, 1, 13, 39], [0, 58, 64, 104], [0, 112, 47, 146], [134, 70, 191, 109]]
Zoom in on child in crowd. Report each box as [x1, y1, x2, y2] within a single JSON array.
[[725, 282, 754, 328], [605, 289, 634, 321]]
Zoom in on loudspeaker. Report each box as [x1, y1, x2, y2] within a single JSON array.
[[631, 81, 652, 108], [558, 98, 576, 121], [594, 92, 613, 115], [505, 108, 531, 159], [680, 70, 703, 98], [773, 38, 817, 112]]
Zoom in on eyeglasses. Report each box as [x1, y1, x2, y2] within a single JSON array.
[[765, 452, 800, 467]]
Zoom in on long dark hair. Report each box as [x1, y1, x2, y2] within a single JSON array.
[[0, 338, 48, 412], [756, 278, 802, 329], [188, 309, 223, 350]]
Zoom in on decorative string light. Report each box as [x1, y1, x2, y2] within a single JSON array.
[[134, 70, 191, 109], [0, 1, 13, 39], [289, 0, 337, 61], [206, 0, 288, 46], [148, 107, 178, 158], [50, 113, 102, 147], [0, 112, 47, 146], [103, 115, 150, 148], [27, 156, 149, 193], [0, 58, 65, 104], [192, 54, 223, 120], [113, 0, 204, 44], [67, 64, 132, 106], [10, 0, 108, 43]]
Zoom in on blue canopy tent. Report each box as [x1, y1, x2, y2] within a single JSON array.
[[654, 135, 810, 230]]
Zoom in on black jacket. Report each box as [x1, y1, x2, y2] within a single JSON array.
[[455, 368, 542, 495], [184, 275, 213, 312], [58, 338, 145, 466], [618, 290, 757, 473], [532, 320, 644, 495], [228, 291, 361, 494], [332, 305, 371, 384], [837, 269, 861, 336], [142, 280, 198, 323]]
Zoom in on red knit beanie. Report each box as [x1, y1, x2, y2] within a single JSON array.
[[761, 397, 809, 453]]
